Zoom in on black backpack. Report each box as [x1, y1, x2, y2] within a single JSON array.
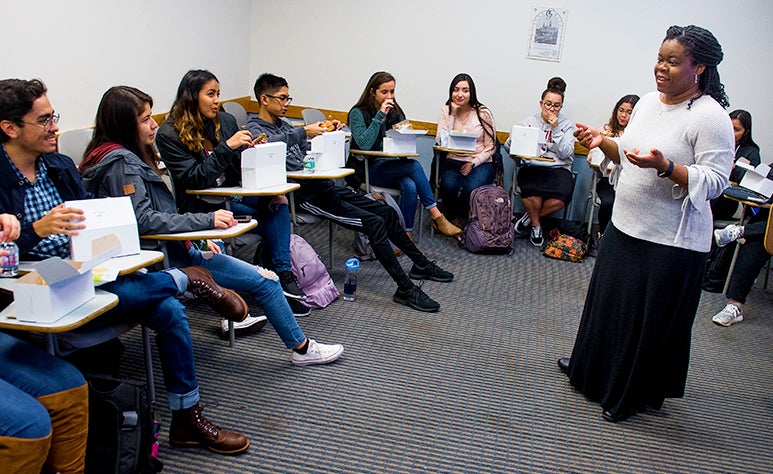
[[85, 375, 163, 473], [702, 241, 736, 293]]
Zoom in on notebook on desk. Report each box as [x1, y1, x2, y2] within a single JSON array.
[[722, 185, 771, 205]]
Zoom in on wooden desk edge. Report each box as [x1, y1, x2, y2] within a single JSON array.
[[186, 183, 300, 196], [352, 150, 420, 158], [287, 168, 355, 179], [141, 220, 258, 240], [0, 292, 119, 333]]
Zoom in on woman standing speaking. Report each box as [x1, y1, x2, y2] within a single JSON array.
[[564, 25, 734, 423]]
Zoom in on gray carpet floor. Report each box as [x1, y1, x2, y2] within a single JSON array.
[[119, 219, 773, 474]]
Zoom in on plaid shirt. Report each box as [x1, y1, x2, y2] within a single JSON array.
[[12, 159, 70, 259]]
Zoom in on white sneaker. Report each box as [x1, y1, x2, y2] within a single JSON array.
[[530, 226, 544, 247], [714, 224, 743, 247], [291, 339, 344, 366], [712, 303, 744, 327], [220, 314, 268, 336], [514, 213, 531, 233]]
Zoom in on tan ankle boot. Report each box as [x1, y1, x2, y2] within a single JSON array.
[[432, 215, 462, 236], [169, 403, 249, 455]]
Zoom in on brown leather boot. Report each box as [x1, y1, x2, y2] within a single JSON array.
[[181, 266, 248, 322], [432, 215, 462, 236], [169, 403, 250, 455]]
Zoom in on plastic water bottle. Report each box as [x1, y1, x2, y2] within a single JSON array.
[[303, 153, 316, 174], [0, 240, 19, 278], [343, 257, 360, 301]]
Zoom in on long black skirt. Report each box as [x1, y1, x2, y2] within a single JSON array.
[[567, 224, 706, 417]]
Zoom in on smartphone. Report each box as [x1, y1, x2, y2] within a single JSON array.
[[234, 215, 252, 223]]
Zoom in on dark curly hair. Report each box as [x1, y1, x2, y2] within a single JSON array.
[[664, 25, 729, 108]]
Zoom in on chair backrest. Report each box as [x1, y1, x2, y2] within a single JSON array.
[[764, 208, 773, 255], [57, 128, 94, 166], [302, 108, 326, 125], [222, 102, 248, 128]]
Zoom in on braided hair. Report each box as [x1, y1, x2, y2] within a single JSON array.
[[664, 25, 729, 108]]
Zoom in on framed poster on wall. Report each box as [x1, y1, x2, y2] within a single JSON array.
[[527, 7, 568, 62]]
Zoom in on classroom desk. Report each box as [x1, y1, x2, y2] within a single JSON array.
[[349, 150, 420, 192], [19, 250, 165, 277], [720, 186, 772, 295], [186, 183, 300, 197], [508, 153, 557, 205], [287, 168, 355, 267]]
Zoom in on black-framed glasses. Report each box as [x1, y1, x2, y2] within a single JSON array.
[[542, 101, 562, 110], [265, 94, 293, 104], [21, 113, 60, 132]]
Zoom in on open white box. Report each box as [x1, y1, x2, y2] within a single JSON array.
[[12, 234, 121, 323], [447, 131, 478, 152], [383, 129, 427, 154], [737, 162, 773, 199], [67, 196, 140, 261], [509, 125, 541, 157], [241, 142, 287, 189], [311, 130, 346, 170]]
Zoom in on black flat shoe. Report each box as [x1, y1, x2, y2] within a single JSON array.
[[602, 408, 636, 423], [557, 357, 570, 374]]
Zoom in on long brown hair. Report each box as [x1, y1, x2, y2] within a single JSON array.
[[83, 86, 159, 173], [351, 71, 404, 117], [168, 69, 221, 152], [605, 94, 640, 137]]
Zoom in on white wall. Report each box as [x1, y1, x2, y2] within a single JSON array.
[[3, 1, 771, 158], [249, 0, 773, 160], [2, 0, 253, 131]]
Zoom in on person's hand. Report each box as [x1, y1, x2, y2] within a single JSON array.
[[542, 110, 559, 128], [304, 122, 327, 139], [450, 102, 461, 116], [331, 119, 344, 131], [213, 209, 236, 229], [624, 148, 669, 171], [32, 204, 86, 238], [574, 123, 603, 149], [205, 239, 223, 254], [460, 162, 474, 176], [0, 214, 21, 241], [226, 130, 256, 150], [251, 133, 267, 145], [379, 99, 394, 115]]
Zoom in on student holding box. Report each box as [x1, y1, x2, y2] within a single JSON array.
[[436, 73, 497, 224], [349, 71, 461, 237], [80, 85, 343, 365]]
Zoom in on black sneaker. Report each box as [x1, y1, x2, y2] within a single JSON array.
[[279, 271, 307, 300], [288, 297, 311, 317], [393, 285, 440, 312], [513, 213, 531, 234], [408, 261, 454, 282]]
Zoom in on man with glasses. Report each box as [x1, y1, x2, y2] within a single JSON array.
[[0, 78, 252, 455], [504, 77, 576, 247], [246, 73, 454, 313]]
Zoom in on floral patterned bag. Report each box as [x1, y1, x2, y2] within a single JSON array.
[[543, 228, 587, 263]]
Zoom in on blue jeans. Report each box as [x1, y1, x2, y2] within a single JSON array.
[[439, 160, 494, 220], [369, 159, 437, 232], [95, 271, 200, 410], [0, 332, 85, 438], [227, 198, 292, 272], [188, 247, 306, 348]]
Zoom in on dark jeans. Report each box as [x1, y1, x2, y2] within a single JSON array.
[[727, 209, 770, 304], [226, 197, 292, 273], [439, 160, 494, 220], [299, 186, 431, 289]]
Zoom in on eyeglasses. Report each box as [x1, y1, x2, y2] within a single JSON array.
[[265, 94, 293, 105], [21, 113, 60, 132], [542, 101, 562, 110]]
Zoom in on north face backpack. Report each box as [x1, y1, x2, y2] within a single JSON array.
[[290, 234, 339, 308], [460, 184, 514, 254]]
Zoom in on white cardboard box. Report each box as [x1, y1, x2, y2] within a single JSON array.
[[310, 130, 346, 170], [67, 197, 140, 260], [383, 129, 427, 154], [447, 131, 478, 152], [509, 125, 541, 157], [12, 235, 121, 323], [737, 162, 773, 198], [241, 142, 287, 189]]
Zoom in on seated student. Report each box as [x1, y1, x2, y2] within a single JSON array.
[[585, 94, 639, 236], [436, 73, 497, 224], [80, 85, 343, 365], [0, 214, 88, 473], [505, 77, 576, 247], [246, 73, 453, 313], [711, 208, 770, 326], [710, 109, 762, 220], [155, 69, 310, 317], [0, 78, 250, 455], [349, 71, 460, 237]]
